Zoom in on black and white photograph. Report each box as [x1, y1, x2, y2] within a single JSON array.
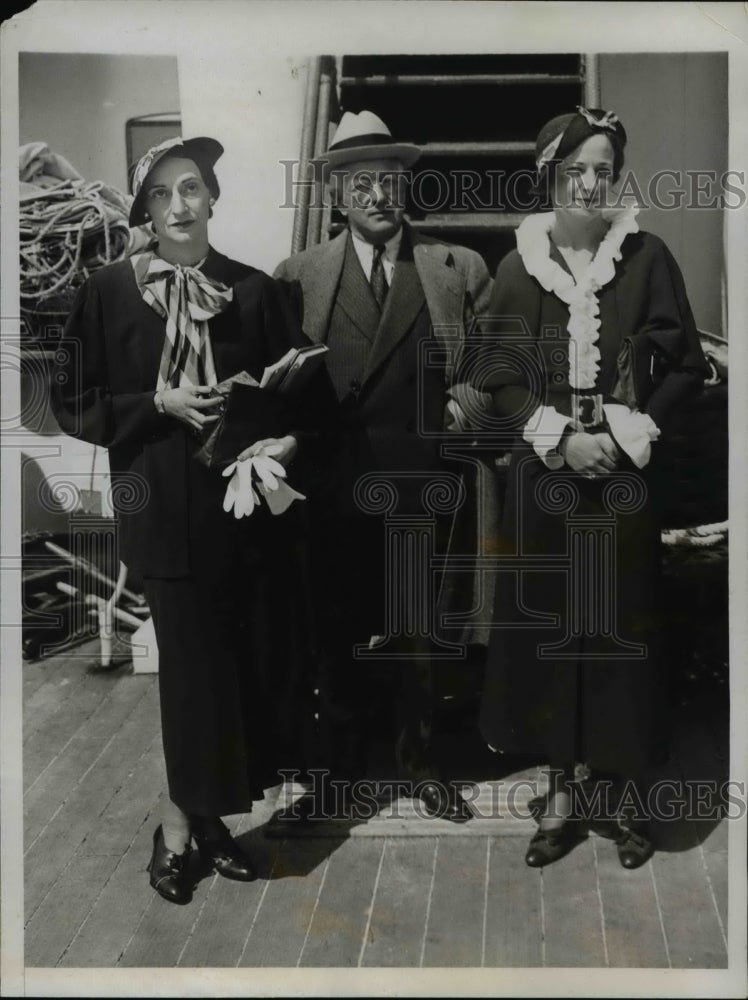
[[1, 2, 747, 997]]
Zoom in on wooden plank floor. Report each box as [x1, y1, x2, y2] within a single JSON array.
[[22, 643, 730, 969]]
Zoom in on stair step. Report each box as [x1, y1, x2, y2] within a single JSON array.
[[419, 141, 535, 157], [327, 213, 524, 238], [411, 212, 525, 231], [340, 73, 582, 88]]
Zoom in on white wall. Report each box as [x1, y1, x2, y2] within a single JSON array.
[[19, 53, 180, 192], [600, 52, 728, 337], [177, 52, 306, 272]]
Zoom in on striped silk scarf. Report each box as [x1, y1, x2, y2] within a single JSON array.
[[131, 250, 234, 389]]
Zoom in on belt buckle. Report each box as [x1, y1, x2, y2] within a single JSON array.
[[572, 393, 603, 430]]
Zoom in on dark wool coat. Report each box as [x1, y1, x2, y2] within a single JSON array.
[[51, 247, 334, 814], [51, 246, 330, 579], [476, 229, 708, 775]]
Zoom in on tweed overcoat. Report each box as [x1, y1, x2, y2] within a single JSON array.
[[274, 223, 493, 640]]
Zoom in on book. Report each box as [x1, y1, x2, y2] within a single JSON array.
[[260, 343, 328, 393], [260, 349, 297, 390]]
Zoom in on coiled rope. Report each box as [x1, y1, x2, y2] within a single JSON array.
[[20, 179, 131, 304], [661, 521, 728, 548]]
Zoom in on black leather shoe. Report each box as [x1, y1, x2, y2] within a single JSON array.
[[525, 822, 584, 868], [614, 825, 654, 869], [191, 821, 257, 882], [588, 818, 654, 869], [416, 782, 474, 824], [147, 825, 193, 905]]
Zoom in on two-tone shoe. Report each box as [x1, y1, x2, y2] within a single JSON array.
[[147, 825, 193, 905], [191, 819, 257, 882]]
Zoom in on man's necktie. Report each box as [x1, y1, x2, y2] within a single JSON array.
[[370, 244, 388, 310]]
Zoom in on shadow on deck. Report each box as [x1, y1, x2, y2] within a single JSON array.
[[22, 639, 729, 970]]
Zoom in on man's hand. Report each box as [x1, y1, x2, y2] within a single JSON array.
[[561, 431, 620, 475], [161, 387, 222, 432]]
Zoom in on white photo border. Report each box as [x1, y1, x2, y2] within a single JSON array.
[[2, 2, 747, 997]]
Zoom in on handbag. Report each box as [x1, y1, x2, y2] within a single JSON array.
[[611, 330, 677, 411], [193, 371, 287, 470]]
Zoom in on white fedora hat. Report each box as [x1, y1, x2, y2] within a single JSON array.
[[318, 110, 421, 176]]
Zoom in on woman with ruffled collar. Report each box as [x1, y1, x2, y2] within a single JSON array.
[[476, 108, 708, 869], [52, 137, 329, 905]]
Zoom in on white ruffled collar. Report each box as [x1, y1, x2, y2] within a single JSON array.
[[515, 207, 640, 389]]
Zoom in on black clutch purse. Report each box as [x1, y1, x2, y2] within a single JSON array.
[[193, 372, 287, 470]]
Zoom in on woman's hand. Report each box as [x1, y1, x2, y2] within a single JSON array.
[[160, 386, 222, 432], [561, 431, 620, 475], [236, 435, 298, 467]]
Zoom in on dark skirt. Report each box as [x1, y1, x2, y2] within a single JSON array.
[[479, 444, 670, 776], [143, 451, 312, 816]]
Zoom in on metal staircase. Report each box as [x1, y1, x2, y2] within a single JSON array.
[[292, 53, 599, 273]]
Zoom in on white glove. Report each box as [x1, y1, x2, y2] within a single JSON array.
[[259, 480, 307, 515], [222, 443, 303, 519], [251, 452, 287, 492], [222, 458, 261, 519], [251, 448, 307, 514]]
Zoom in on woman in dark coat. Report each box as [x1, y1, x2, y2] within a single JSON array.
[[477, 109, 708, 868], [52, 137, 327, 904]]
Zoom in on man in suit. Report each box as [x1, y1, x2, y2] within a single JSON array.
[[275, 111, 492, 822]]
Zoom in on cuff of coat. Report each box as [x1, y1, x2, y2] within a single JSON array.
[[523, 405, 572, 470], [138, 391, 170, 438], [286, 428, 314, 458], [603, 404, 661, 468], [447, 382, 495, 433]]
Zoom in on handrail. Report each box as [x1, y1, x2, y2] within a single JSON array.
[[290, 56, 322, 255], [417, 141, 535, 157], [582, 54, 600, 108], [306, 57, 337, 248]]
